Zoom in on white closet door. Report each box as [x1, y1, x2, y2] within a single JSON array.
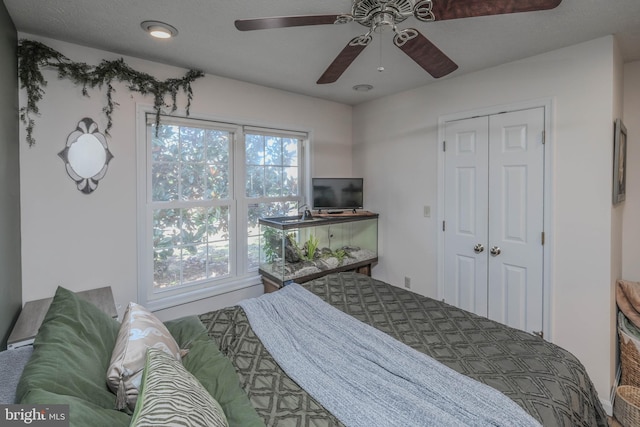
[[443, 107, 545, 334], [443, 116, 489, 316], [487, 108, 545, 332]]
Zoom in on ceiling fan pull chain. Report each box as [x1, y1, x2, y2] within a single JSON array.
[[378, 33, 385, 72], [414, 0, 435, 22]]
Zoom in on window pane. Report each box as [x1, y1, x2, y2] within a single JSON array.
[[206, 206, 230, 242], [245, 134, 264, 166], [205, 130, 229, 164], [283, 138, 298, 166], [207, 207, 230, 278], [246, 133, 301, 199], [246, 165, 264, 198], [154, 248, 180, 289], [154, 209, 181, 248], [180, 127, 205, 162], [207, 165, 229, 199], [181, 244, 207, 283], [153, 205, 231, 291], [152, 125, 179, 162], [264, 136, 282, 165], [264, 166, 283, 197], [247, 235, 260, 270], [153, 122, 230, 203], [283, 166, 299, 196], [208, 241, 230, 278], [180, 207, 207, 245], [180, 162, 206, 200], [152, 163, 179, 202]]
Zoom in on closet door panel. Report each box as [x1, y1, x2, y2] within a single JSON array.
[[443, 117, 489, 316], [487, 108, 545, 333]]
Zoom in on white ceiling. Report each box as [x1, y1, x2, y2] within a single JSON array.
[[5, 0, 640, 105]]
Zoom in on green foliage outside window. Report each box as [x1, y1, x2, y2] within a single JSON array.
[[151, 124, 305, 288], [152, 122, 232, 289]]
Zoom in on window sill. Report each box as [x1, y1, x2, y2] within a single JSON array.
[[142, 274, 263, 312]]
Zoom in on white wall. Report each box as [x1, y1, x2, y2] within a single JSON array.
[[352, 36, 621, 403], [623, 61, 640, 281], [18, 35, 353, 320]]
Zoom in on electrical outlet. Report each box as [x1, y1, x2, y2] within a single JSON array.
[[404, 276, 411, 289]]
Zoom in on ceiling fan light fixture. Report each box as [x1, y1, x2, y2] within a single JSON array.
[[372, 13, 395, 33], [353, 84, 374, 92], [141, 21, 178, 39]]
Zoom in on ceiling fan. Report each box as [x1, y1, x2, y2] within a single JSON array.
[[235, 0, 562, 84]]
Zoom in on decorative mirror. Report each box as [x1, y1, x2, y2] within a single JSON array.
[[58, 118, 113, 194]]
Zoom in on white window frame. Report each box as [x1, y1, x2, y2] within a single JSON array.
[[136, 107, 310, 310], [242, 126, 309, 272]]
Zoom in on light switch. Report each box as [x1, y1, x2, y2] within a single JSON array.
[[424, 205, 431, 218]]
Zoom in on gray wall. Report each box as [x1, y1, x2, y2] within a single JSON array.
[[0, 2, 21, 350]]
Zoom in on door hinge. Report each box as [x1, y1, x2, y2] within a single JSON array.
[[443, 140, 446, 152], [442, 221, 446, 231], [533, 330, 544, 339], [541, 231, 545, 245], [541, 130, 546, 145]]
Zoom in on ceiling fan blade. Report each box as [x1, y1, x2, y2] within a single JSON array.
[[317, 35, 372, 84], [393, 29, 458, 78], [430, 0, 562, 21], [235, 15, 345, 31]]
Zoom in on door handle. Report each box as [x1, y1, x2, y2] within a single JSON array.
[[490, 246, 501, 256], [473, 243, 484, 254]]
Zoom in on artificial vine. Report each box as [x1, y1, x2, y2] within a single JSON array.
[[17, 39, 204, 146]]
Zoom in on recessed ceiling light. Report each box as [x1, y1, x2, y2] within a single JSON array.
[[353, 84, 373, 92], [141, 21, 178, 39]]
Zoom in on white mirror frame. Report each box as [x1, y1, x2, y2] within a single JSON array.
[[58, 118, 113, 194]]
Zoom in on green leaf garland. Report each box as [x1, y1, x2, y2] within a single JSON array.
[[17, 39, 204, 146]]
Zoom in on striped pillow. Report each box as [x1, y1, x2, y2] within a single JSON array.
[[130, 347, 229, 427]]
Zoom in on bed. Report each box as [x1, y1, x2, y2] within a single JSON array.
[[14, 272, 606, 426], [199, 272, 607, 427]]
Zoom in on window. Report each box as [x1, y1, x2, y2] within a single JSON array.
[[245, 130, 304, 270], [139, 114, 307, 308]]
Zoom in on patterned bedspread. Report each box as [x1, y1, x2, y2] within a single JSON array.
[[199, 272, 607, 427]]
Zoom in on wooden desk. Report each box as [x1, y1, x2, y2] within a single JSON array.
[[7, 287, 117, 350]]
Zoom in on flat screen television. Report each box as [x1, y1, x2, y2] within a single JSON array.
[[312, 178, 363, 212]]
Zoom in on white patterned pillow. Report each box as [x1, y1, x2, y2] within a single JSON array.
[[106, 302, 182, 411], [130, 347, 229, 427]]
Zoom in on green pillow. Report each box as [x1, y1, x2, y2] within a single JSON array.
[[20, 388, 131, 427], [165, 317, 264, 427], [131, 347, 228, 426], [16, 286, 127, 426], [17, 286, 120, 408]]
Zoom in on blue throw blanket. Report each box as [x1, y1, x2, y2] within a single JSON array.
[[239, 284, 541, 427]]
